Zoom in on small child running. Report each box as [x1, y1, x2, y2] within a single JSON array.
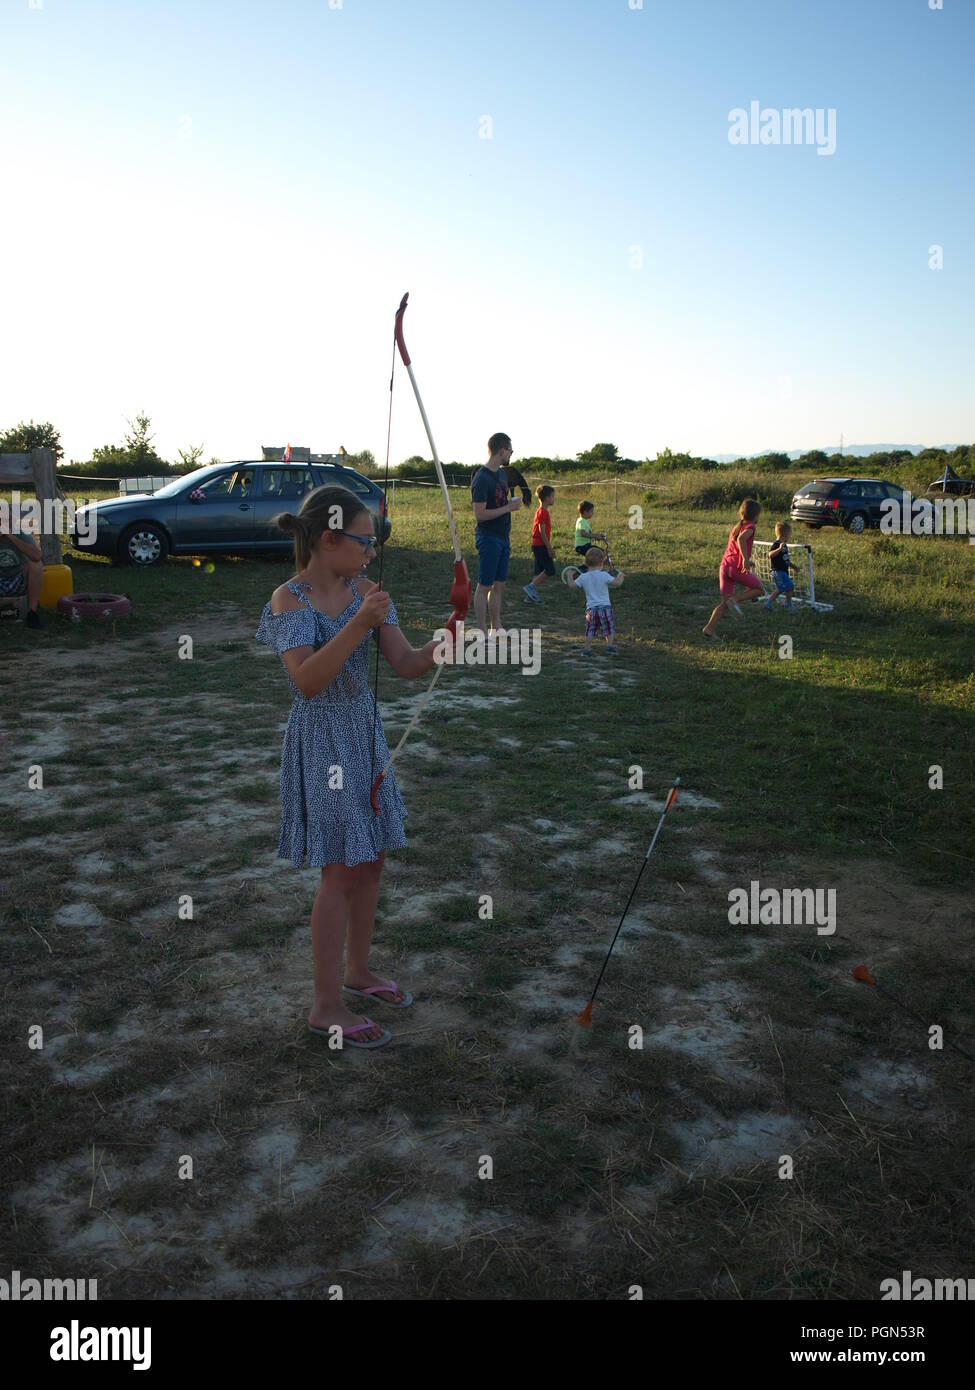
[[524, 484, 555, 605], [763, 521, 796, 611], [573, 500, 608, 558], [702, 498, 764, 640], [570, 546, 624, 655]]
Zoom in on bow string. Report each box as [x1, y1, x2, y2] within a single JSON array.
[[369, 293, 472, 816]]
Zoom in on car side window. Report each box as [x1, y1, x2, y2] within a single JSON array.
[[233, 470, 255, 497], [341, 474, 372, 495], [263, 468, 314, 500], [862, 482, 883, 500], [841, 483, 862, 498], [199, 472, 236, 499]]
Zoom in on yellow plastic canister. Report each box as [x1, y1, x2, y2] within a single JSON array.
[[39, 563, 74, 609]]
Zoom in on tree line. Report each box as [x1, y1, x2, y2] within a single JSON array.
[[2, 418, 973, 485]]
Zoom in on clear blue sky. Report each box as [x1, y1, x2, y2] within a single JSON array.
[[1, 0, 972, 466]]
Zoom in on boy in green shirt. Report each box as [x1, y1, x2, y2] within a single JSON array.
[[573, 501, 608, 557]]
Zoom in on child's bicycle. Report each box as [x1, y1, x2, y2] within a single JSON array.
[[561, 541, 615, 587]]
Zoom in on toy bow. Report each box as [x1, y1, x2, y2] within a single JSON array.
[[369, 293, 472, 815]]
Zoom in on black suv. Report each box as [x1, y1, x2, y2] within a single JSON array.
[[68, 460, 390, 567], [790, 477, 908, 535]]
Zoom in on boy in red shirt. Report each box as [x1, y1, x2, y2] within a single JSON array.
[[524, 485, 556, 605]]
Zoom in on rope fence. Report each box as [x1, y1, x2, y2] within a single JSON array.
[[45, 470, 650, 511], [385, 474, 648, 509]]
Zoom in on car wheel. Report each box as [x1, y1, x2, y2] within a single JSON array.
[[119, 524, 170, 566], [844, 511, 867, 534]]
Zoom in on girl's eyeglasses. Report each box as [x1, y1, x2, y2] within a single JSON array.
[[338, 530, 378, 550]]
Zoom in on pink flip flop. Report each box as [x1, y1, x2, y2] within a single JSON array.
[[343, 979, 413, 1008], [308, 1017, 392, 1049]]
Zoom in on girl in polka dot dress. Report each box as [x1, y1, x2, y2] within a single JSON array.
[[256, 486, 440, 1049]]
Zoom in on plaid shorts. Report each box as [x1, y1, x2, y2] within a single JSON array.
[[0, 569, 27, 597], [586, 605, 615, 639]]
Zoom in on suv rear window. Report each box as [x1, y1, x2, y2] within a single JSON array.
[[797, 481, 837, 496], [313, 467, 373, 495]]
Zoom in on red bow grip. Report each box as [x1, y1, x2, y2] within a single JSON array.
[[446, 560, 472, 638]]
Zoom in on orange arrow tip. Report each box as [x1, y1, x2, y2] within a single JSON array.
[[853, 964, 876, 985], [575, 1001, 593, 1029]]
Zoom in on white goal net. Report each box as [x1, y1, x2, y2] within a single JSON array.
[[752, 542, 833, 611]]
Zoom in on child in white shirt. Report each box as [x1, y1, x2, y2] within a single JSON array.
[[570, 547, 624, 655]]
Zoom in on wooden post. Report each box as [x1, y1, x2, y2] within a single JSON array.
[[615, 475, 619, 510]]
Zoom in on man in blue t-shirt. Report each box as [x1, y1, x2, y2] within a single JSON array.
[[470, 432, 523, 632]]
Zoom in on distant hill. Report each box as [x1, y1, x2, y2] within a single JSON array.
[[711, 444, 945, 464]]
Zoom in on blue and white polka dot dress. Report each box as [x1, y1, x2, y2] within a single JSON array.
[[255, 579, 408, 868]]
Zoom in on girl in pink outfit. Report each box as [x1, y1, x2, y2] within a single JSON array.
[[702, 498, 764, 639]]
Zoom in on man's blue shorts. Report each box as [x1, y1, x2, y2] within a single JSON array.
[[772, 571, 795, 593], [475, 532, 510, 586]]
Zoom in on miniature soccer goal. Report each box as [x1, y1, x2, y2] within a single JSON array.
[[752, 542, 833, 611]]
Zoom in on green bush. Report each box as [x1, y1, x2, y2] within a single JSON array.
[[645, 447, 718, 474], [658, 469, 796, 514]]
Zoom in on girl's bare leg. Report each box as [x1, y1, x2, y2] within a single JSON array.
[[345, 852, 406, 1003], [703, 599, 729, 635], [705, 581, 762, 634], [308, 864, 385, 1041]]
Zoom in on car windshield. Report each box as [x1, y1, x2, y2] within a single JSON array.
[[148, 467, 228, 499]]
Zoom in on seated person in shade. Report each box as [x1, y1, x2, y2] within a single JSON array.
[[0, 518, 43, 629]]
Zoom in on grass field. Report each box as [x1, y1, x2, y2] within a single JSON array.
[[1, 468, 973, 1299]]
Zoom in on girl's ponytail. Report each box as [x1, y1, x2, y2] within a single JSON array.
[[271, 511, 310, 569], [732, 497, 761, 541]]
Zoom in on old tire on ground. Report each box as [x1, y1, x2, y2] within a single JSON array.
[[57, 593, 132, 621], [118, 523, 169, 566]]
